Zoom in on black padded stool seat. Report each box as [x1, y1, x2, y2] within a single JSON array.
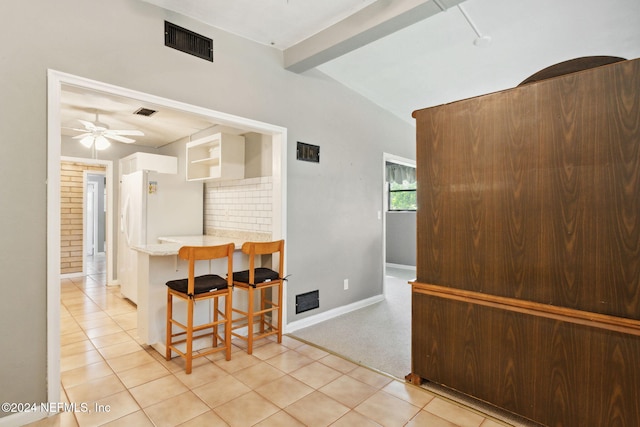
[[232, 267, 280, 287], [166, 274, 228, 296]]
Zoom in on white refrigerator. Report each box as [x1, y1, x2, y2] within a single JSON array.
[[118, 170, 203, 303]]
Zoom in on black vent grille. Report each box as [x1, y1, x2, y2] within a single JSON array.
[[296, 290, 319, 314], [133, 107, 157, 117], [165, 21, 213, 62], [296, 142, 320, 163]]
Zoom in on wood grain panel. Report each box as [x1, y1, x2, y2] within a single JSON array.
[[536, 61, 640, 317], [540, 319, 587, 426], [412, 58, 640, 427], [412, 291, 640, 426], [537, 70, 598, 312], [589, 331, 640, 425], [602, 62, 640, 319], [448, 96, 495, 293], [415, 59, 640, 315], [411, 288, 445, 380], [486, 304, 533, 416], [416, 106, 448, 285], [489, 86, 542, 301]]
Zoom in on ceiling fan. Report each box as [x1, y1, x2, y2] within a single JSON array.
[[71, 111, 144, 150]]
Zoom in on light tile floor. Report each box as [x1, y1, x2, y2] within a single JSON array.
[[27, 266, 515, 427]]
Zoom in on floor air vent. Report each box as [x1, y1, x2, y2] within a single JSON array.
[[296, 290, 319, 314], [164, 21, 213, 62]]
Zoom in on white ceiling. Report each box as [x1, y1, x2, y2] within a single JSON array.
[[61, 0, 640, 148], [318, 0, 640, 120], [61, 84, 225, 148]]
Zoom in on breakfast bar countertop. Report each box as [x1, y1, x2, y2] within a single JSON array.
[[132, 235, 246, 256], [131, 234, 250, 350]]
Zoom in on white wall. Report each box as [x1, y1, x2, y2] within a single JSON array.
[[0, 0, 415, 415], [386, 212, 416, 266]]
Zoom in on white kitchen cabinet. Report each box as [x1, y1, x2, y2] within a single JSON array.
[[120, 152, 177, 175], [186, 133, 245, 181]]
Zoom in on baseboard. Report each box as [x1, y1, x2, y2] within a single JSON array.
[[0, 409, 48, 427], [60, 272, 85, 279], [285, 294, 385, 334], [386, 263, 416, 271]]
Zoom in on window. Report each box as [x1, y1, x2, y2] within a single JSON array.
[[386, 162, 416, 211], [388, 181, 417, 211]]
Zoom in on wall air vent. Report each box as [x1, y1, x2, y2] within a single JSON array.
[[164, 21, 213, 62], [296, 290, 319, 314], [133, 107, 157, 117], [296, 141, 320, 163]]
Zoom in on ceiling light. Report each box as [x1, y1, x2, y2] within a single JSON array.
[[94, 136, 111, 150], [79, 135, 111, 151], [79, 135, 94, 148]]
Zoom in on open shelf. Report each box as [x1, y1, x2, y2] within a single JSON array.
[[186, 133, 244, 181]]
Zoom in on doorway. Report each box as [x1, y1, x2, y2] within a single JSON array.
[[382, 153, 416, 295], [60, 158, 111, 279], [47, 70, 288, 405], [85, 172, 106, 276]]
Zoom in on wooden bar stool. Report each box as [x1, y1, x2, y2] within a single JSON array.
[[231, 240, 285, 354], [165, 243, 234, 374]]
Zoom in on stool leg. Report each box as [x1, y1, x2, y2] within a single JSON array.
[[259, 287, 266, 334], [225, 292, 232, 361], [186, 297, 194, 374], [213, 298, 219, 348], [247, 287, 254, 355], [276, 281, 283, 343], [165, 291, 172, 361]]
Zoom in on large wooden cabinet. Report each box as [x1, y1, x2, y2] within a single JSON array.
[[411, 58, 640, 426]]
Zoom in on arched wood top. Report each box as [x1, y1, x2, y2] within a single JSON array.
[[518, 55, 626, 86]]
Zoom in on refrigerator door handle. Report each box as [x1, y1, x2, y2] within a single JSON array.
[[123, 195, 132, 246]]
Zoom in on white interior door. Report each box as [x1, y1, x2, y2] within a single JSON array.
[[85, 181, 98, 256]]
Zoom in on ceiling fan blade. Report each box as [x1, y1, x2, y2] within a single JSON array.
[[104, 134, 136, 144], [77, 119, 97, 131], [106, 129, 145, 136], [72, 133, 92, 140]]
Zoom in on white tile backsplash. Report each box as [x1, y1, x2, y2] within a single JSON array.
[[204, 176, 273, 234]]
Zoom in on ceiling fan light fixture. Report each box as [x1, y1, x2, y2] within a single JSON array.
[[80, 135, 94, 148], [94, 135, 111, 150], [73, 112, 142, 148]]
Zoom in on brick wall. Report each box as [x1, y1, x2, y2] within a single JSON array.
[[60, 161, 106, 274]]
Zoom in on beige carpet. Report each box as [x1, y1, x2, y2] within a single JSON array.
[[288, 266, 414, 381]]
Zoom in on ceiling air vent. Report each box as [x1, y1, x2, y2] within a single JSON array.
[[133, 107, 157, 117], [164, 21, 213, 62]]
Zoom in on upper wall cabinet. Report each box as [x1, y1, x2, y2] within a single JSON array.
[[186, 133, 245, 181]]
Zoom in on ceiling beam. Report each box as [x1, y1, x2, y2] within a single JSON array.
[[284, 0, 466, 73]]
